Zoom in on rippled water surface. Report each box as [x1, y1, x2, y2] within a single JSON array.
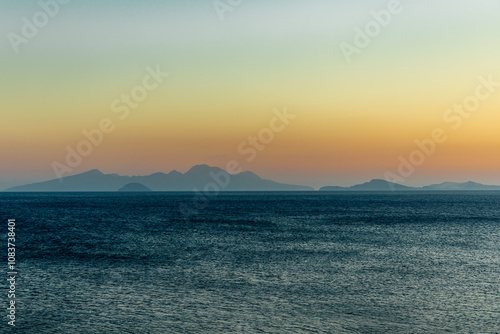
[[1, 192, 499, 333]]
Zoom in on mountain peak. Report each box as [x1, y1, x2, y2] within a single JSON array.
[[150, 172, 167, 177], [352, 179, 412, 190], [81, 169, 104, 176], [118, 183, 152, 192], [185, 164, 224, 175], [368, 179, 389, 184]]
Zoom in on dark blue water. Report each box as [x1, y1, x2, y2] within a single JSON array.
[[1, 192, 499, 333]]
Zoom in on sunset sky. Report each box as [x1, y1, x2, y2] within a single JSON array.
[[1, 0, 500, 189]]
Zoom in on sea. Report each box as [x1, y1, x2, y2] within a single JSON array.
[[0, 192, 499, 333]]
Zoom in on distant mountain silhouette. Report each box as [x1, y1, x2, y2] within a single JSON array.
[[318, 186, 349, 191], [5, 168, 500, 192], [4, 165, 313, 192], [350, 179, 416, 191], [421, 181, 500, 191], [320, 179, 500, 191], [320, 179, 416, 191], [118, 183, 152, 192]]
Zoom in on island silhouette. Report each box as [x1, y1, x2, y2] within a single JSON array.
[[4, 165, 500, 192], [4, 165, 313, 192]]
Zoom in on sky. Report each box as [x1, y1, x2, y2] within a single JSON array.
[[1, 0, 500, 189]]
